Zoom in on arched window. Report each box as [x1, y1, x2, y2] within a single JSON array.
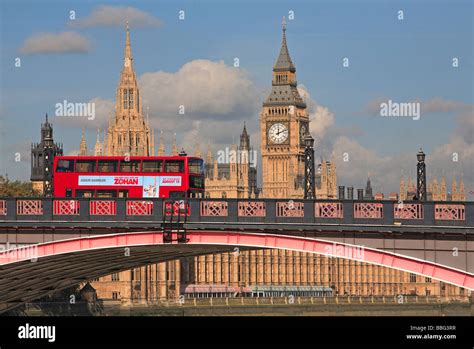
[[222, 192, 227, 198], [128, 89, 134, 109], [123, 89, 128, 109]]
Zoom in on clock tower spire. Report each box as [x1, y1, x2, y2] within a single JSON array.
[[104, 22, 152, 156], [260, 17, 310, 198]]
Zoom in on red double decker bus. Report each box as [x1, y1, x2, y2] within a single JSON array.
[[53, 155, 204, 199]]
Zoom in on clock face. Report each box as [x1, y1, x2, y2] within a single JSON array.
[[268, 123, 289, 144]]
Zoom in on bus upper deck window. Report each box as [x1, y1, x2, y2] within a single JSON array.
[[120, 160, 141, 172], [98, 160, 118, 172], [56, 159, 74, 172], [76, 160, 96, 172], [142, 160, 163, 172], [165, 160, 184, 173]]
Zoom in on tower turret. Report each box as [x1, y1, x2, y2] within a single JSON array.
[[79, 127, 88, 156]]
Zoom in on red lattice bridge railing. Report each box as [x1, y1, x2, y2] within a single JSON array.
[[0, 198, 471, 227]]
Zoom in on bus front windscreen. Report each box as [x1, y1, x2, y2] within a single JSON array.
[[188, 159, 204, 174]]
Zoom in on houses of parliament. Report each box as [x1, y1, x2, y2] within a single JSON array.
[[53, 21, 465, 300]]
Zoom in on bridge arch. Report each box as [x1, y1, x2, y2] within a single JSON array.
[[0, 231, 472, 313]]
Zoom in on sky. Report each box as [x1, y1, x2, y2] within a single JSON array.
[[0, 0, 472, 197]]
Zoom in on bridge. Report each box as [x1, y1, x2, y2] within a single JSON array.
[[0, 197, 472, 313]]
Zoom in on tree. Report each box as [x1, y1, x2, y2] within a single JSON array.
[[0, 176, 40, 197]]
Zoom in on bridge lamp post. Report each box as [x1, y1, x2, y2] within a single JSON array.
[[43, 147, 53, 197], [416, 148, 426, 201], [304, 132, 315, 200]]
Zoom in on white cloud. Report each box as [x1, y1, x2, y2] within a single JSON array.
[[331, 136, 409, 194], [330, 131, 473, 195], [455, 110, 474, 144], [421, 97, 472, 113], [137, 59, 262, 153], [140, 60, 261, 119], [297, 85, 335, 139], [428, 135, 474, 185], [349, 98, 473, 195], [53, 97, 114, 129], [365, 96, 472, 115], [70, 6, 162, 28], [20, 32, 91, 55]]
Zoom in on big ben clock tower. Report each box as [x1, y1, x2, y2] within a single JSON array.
[[260, 18, 310, 198]]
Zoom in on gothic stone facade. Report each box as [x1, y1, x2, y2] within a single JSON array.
[[31, 114, 63, 193], [204, 124, 258, 199], [400, 176, 466, 201]]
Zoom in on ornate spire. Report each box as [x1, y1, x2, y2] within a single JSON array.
[[213, 159, 219, 179], [195, 142, 202, 157], [41, 113, 53, 143], [274, 16, 295, 73], [102, 129, 107, 154], [124, 21, 133, 68], [158, 130, 165, 156], [399, 176, 406, 200], [105, 22, 152, 157], [432, 177, 439, 200], [452, 176, 458, 195], [365, 177, 373, 199], [79, 127, 88, 156], [263, 18, 305, 107], [150, 128, 155, 156], [94, 129, 103, 156], [440, 176, 447, 201], [171, 133, 178, 156], [459, 175, 465, 201], [240, 121, 250, 151], [206, 143, 213, 164]]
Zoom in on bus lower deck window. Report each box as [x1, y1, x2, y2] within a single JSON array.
[[76, 190, 94, 198], [96, 190, 117, 198], [189, 175, 204, 189], [118, 190, 128, 198]]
